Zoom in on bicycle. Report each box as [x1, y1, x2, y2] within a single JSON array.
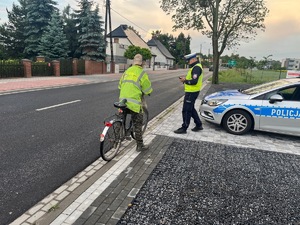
[[100, 98, 149, 161]]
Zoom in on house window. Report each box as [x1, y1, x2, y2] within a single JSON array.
[[114, 38, 119, 43]]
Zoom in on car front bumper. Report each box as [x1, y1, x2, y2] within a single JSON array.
[[199, 103, 223, 125]]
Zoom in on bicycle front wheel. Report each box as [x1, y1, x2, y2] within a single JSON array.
[[100, 121, 123, 161]]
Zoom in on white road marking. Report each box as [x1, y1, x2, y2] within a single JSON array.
[[36, 100, 81, 111]]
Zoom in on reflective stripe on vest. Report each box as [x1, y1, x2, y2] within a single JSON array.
[[119, 67, 150, 113], [121, 70, 145, 91], [120, 97, 141, 105]]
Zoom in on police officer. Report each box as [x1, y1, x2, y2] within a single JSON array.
[[118, 54, 153, 151], [174, 52, 203, 134]]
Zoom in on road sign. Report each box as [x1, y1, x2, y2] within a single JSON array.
[[228, 60, 236, 67]]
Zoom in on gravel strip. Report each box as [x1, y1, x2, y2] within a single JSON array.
[[118, 138, 300, 225]]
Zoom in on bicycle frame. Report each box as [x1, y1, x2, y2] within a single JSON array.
[[100, 98, 148, 161], [100, 108, 132, 142]]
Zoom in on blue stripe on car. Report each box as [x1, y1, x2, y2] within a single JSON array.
[[213, 104, 300, 119]]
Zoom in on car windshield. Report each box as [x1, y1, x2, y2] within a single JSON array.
[[241, 79, 292, 95]]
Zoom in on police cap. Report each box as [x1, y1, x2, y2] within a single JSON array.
[[184, 52, 197, 61]]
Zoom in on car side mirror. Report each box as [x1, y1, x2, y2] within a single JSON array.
[[269, 94, 283, 104]]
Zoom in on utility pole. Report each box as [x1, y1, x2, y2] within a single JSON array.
[[104, 0, 114, 72]]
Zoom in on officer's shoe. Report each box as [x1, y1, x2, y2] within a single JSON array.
[[174, 127, 187, 134], [136, 144, 149, 152], [191, 126, 203, 132]]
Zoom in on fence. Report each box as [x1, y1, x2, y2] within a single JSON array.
[[32, 62, 53, 77], [60, 59, 73, 76], [0, 58, 108, 78], [0, 60, 24, 78], [78, 59, 85, 75]]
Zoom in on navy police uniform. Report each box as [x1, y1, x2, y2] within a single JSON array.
[[174, 53, 203, 134]]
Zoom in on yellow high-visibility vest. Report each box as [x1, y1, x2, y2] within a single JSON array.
[[118, 65, 152, 113], [184, 63, 203, 92]]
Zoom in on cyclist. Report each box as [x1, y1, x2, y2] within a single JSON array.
[[118, 54, 153, 151]]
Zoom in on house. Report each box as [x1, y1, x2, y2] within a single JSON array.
[[147, 38, 175, 69], [106, 24, 156, 72], [282, 58, 300, 70]]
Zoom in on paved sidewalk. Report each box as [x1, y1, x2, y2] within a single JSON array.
[[4, 75, 300, 225], [0, 74, 123, 95], [0, 70, 178, 95]]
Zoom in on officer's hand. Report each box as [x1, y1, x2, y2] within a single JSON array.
[[179, 77, 185, 83]]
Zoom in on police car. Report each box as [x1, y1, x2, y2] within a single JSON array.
[[200, 78, 300, 136]]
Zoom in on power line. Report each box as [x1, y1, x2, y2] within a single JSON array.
[[110, 7, 152, 35]]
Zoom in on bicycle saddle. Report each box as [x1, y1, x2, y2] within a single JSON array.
[[114, 99, 127, 109]]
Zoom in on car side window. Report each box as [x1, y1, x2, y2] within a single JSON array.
[[278, 87, 296, 100], [264, 86, 298, 101], [264, 90, 277, 100], [291, 87, 300, 101]]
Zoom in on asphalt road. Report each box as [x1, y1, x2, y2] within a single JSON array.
[[0, 70, 209, 225]]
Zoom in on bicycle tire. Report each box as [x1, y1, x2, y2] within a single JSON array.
[[131, 106, 149, 139], [100, 120, 123, 161]]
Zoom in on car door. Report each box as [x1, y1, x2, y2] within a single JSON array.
[[259, 85, 300, 135]]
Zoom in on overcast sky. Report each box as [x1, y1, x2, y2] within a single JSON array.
[[1, 0, 300, 61]]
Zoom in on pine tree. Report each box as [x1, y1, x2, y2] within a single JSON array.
[[38, 11, 69, 59], [73, 0, 93, 58], [0, 0, 28, 59], [24, 0, 58, 58], [62, 5, 78, 58], [0, 25, 9, 59], [78, 5, 106, 61]]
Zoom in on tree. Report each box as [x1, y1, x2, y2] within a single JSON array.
[[151, 31, 175, 49], [249, 56, 257, 70], [160, 0, 269, 84], [62, 5, 78, 58], [262, 54, 272, 69], [272, 60, 282, 71], [38, 11, 69, 58], [152, 30, 176, 58], [0, 45, 5, 59], [0, 0, 28, 59], [74, 0, 93, 58], [151, 31, 190, 66], [174, 33, 191, 66], [77, 4, 106, 61], [24, 0, 58, 58], [124, 45, 151, 61], [237, 56, 249, 69], [0, 25, 10, 59]]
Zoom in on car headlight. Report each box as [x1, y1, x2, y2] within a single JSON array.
[[207, 99, 228, 106]]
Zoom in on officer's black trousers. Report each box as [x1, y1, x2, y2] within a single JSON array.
[[181, 91, 202, 130]]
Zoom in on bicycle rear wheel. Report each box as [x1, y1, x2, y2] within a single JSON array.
[[131, 106, 149, 139], [100, 121, 123, 161]]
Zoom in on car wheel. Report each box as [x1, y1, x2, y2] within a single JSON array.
[[222, 110, 252, 135]]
